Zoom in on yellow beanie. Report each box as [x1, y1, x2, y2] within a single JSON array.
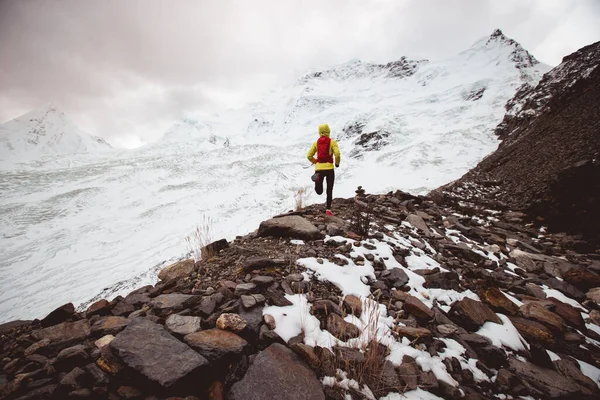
[[318, 123, 330, 136]]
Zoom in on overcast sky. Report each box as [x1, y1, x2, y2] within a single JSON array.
[[1, 0, 598, 148]]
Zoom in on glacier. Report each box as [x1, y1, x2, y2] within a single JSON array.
[[0, 30, 551, 323]]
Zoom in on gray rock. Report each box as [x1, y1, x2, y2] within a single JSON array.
[[235, 283, 257, 296], [150, 294, 194, 314], [110, 318, 208, 387], [405, 214, 432, 237], [257, 216, 324, 241], [229, 343, 325, 400], [54, 345, 89, 372], [381, 268, 409, 288], [90, 316, 129, 336], [165, 315, 202, 336]]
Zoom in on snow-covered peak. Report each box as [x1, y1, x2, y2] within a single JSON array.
[[495, 40, 600, 143], [156, 117, 230, 149], [299, 56, 428, 83], [0, 104, 112, 163]]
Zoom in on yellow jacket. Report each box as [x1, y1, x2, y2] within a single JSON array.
[[307, 126, 341, 171]]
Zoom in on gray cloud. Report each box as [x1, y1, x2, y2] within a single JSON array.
[[1, 0, 598, 147]]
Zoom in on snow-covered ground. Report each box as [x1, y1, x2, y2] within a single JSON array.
[[0, 31, 551, 323]]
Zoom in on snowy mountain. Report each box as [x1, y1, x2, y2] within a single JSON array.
[[0, 104, 112, 164], [0, 30, 553, 323]]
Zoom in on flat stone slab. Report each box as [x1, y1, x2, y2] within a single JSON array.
[[184, 329, 247, 362], [32, 320, 90, 343], [257, 216, 323, 241], [165, 315, 202, 336], [110, 318, 208, 388], [229, 343, 325, 400]]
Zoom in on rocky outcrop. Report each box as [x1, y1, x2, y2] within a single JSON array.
[[257, 215, 323, 241]]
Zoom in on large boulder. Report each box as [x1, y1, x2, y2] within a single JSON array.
[[158, 259, 195, 282], [40, 303, 75, 327], [508, 358, 583, 398], [228, 343, 325, 400], [405, 214, 432, 237], [257, 216, 323, 241], [109, 318, 208, 388]]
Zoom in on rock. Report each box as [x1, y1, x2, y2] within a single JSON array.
[[84, 363, 109, 386], [241, 294, 265, 309], [554, 358, 599, 395], [265, 288, 293, 307], [290, 343, 320, 370], [520, 302, 566, 332], [473, 345, 507, 369], [24, 338, 51, 356], [117, 385, 143, 399], [405, 214, 432, 237], [229, 343, 325, 400], [398, 355, 419, 390], [91, 316, 129, 336], [243, 257, 286, 272], [184, 329, 247, 362], [32, 320, 91, 343], [263, 314, 276, 330], [590, 309, 600, 325], [508, 316, 555, 345], [449, 298, 502, 331], [381, 268, 409, 288], [195, 295, 218, 317], [525, 283, 547, 299], [380, 359, 401, 390], [508, 358, 582, 398], [394, 326, 432, 341], [545, 278, 585, 302], [110, 301, 135, 317], [586, 287, 600, 303], [251, 275, 275, 286], [311, 299, 342, 316], [509, 249, 542, 273], [437, 324, 459, 336], [418, 371, 438, 388], [110, 318, 208, 388], [216, 313, 247, 333], [40, 303, 75, 327], [235, 283, 257, 296], [124, 293, 151, 308], [257, 216, 324, 241], [546, 298, 585, 330], [403, 295, 434, 320], [564, 269, 600, 291], [342, 295, 362, 317], [425, 272, 460, 291], [149, 294, 194, 314], [326, 313, 360, 341], [54, 345, 89, 372], [158, 259, 195, 282], [94, 335, 115, 349], [165, 315, 202, 336], [208, 380, 224, 400], [478, 286, 519, 315], [86, 300, 112, 318], [59, 366, 86, 391], [201, 239, 229, 259], [332, 346, 365, 364]]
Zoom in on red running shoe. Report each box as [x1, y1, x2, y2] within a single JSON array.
[[325, 209, 334, 216]]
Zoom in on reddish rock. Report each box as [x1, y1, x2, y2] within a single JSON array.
[[86, 299, 112, 318], [479, 286, 519, 315], [520, 302, 566, 332], [326, 313, 360, 341], [403, 295, 434, 320], [32, 320, 91, 343], [508, 316, 555, 345], [158, 259, 195, 281], [184, 329, 247, 362], [449, 298, 501, 331], [563, 269, 600, 291], [342, 295, 362, 317]]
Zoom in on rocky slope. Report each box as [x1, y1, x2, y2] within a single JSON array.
[[447, 40, 600, 245], [2, 186, 600, 400]]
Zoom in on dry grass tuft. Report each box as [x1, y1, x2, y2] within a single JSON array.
[[185, 215, 213, 261], [294, 186, 311, 211]]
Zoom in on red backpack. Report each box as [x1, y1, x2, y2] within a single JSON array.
[[316, 136, 333, 163]]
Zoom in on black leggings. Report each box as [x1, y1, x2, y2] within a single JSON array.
[[315, 169, 335, 209]]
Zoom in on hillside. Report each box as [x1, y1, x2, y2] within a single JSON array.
[[444, 40, 600, 245], [0, 29, 552, 325], [0, 104, 112, 164]]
